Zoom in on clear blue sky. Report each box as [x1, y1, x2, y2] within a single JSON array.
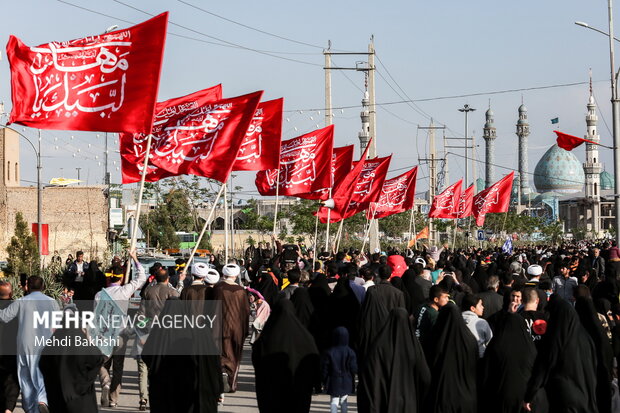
[[0, 0, 616, 198]]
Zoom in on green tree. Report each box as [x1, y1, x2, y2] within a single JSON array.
[[142, 189, 196, 250], [542, 221, 564, 244], [6, 212, 40, 276]]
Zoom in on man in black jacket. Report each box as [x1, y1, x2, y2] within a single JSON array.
[[478, 275, 503, 319]]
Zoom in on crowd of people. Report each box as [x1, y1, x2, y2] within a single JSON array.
[[1, 239, 620, 412]]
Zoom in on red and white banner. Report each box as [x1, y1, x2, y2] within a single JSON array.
[[457, 185, 474, 218], [367, 166, 418, 219], [232, 98, 283, 171], [343, 155, 392, 217], [149, 91, 263, 183], [297, 145, 354, 201], [316, 141, 371, 224], [120, 84, 223, 184], [255, 125, 334, 196], [31, 223, 49, 256], [428, 180, 463, 219], [473, 172, 514, 226], [7, 13, 168, 133]]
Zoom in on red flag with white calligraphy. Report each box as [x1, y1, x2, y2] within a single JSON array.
[[367, 166, 418, 219], [120, 84, 223, 184], [316, 142, 371, 224], [149, 90, 263, 183], [255, 125, 334, 196], [297, 145, 354, 200], [342, 155, 392, 218], [428, 180, 463, 219], [473, 172, 514, 226], [232, 98, 283, 171], [457, 184, 474, 218], [7, 13, 168, 133]]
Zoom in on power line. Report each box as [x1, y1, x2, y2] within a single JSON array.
[[177, 0, 329, 50], [284, 80, 591, 112], [110, 0, 323, 66], [57, 0, 322, 66]]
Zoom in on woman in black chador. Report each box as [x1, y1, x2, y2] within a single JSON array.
[[524, 295, 598, 413], [424, 303, 478, 413]]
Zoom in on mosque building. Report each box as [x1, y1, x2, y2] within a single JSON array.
[[483, 77, 615, 238]]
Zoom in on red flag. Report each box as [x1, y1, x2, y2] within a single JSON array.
[[120, 84, 223, 184], [554, 130, 598, 151], [31, 223, 49, 256], [150, 91, 263, 183], [367, 166, 418, 219], [428, 180, 463, 219], [457, 185, 474, 218], [317, 141, 371, 224], [473, 172, 514, 226], [297, 145, 354, 200], [232, 98, 283, 171], [7, 13, 168, 133], [343, 155, 392, 217], [255, 125, 334, 196]]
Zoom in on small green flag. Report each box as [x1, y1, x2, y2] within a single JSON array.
[[551, 117, 559, 124]]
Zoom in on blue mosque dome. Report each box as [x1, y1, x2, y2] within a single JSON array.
[[534, 144, 585, 193], [600, 170, 614, 190]]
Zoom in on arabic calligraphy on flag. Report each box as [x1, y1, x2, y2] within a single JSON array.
[[367, 166, 418, 219], [472, 172, 514, 226], [120, 84, 223, 184], [148, 91, 263, 183], [7, 12, 168, 133], [255, 125, 334, 196], [232, 98, 283, 171], [428, 180, 463, 219], [297, 145, 354, 201]]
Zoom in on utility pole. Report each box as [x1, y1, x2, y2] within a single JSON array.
[[323, 39, 377, 251], [325, 40, 332, 127], [458, 104, 476, 188], [418, 121, 446, 244], [76, 167, 81, 183], [366, 36, 380, 253]]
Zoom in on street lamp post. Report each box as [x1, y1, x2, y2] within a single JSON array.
[[2, 126, 43, 268], [609, 0, 620, 246], [576, 4, 620, 244]]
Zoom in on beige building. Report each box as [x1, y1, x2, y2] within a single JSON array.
[[0, 128, 108, 262]]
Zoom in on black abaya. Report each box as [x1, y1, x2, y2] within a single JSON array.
[[39, 327, 105, 413], [252, 299, 320, 413], [358, 308, 430, 413], [141, 298, 222, 413], [479, 312, 543, 413], [524, 295, 598, 413], [290, 287, 315, 329], [425, 303, 478, 413], [356, 286, 389, 368], [575, 296, 613, 413]]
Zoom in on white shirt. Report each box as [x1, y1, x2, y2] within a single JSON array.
[[363, 280, 375, 290], [95, 261, 147, 314], [0, 291, 60, 355]]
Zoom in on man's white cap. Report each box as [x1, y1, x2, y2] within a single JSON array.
[[527, 264, 543, 277], [192, 263, 209, 278], [414, 257, 427, 267], [204, 268, 221, 285], [222, 264, 240, 278]]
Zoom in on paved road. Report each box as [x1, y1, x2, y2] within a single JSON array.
[[15, 341, 358, 412]]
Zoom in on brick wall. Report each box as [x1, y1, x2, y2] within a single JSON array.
[[0, 186, 108, 261]]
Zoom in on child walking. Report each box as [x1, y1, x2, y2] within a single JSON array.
[[321, 327, 358, 413]]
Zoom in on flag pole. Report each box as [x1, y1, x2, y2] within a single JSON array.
[[272, 171, 280, 237], [407, 207, 415, 243], [325, 188, 332, 252], [312, 205, 320, 273], [335, 219, 345, 253], [182, 184, 227, 276], [361, 205, 377, 254], [224, 182, 229, 263], [124, 134, 153, 284]]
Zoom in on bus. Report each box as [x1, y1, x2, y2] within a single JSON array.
[[176, 231, 197, 249]]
